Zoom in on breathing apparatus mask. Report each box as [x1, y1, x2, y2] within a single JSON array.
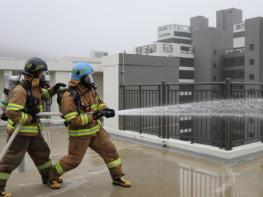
[[80, 73, 97, 90], [39, 73, 49, 88], [29, 71, 49, 88]]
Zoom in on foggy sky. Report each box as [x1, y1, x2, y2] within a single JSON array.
[[0, 0, 262, 59]]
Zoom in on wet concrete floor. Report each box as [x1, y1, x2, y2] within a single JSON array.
[[1, 126, 263, 197]]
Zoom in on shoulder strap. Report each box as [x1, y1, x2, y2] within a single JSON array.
[[20, 80, 32, 96], [67, 87, 82, 114]]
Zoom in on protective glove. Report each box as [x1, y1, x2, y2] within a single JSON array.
[[0, 113, 8, 121], [102, 108, 115, 118], [53, 83, 67, 93], [92, 111, 104, 120], [27, 107, 40, 119], [31, 116, 38, 123]]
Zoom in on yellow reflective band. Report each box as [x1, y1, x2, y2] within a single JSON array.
[[80, 113, 88, 125], [90, 104, 98, 111], [68, 123, 101, 137], [38, 105, 44, 112], [6, 103, 24, 111], [7, 119, 15, 129], [8, 119, 14, 125], [41, 89, 51, 99], [64, 112, 78, 121], [55, 161, 64, 175], [0, 172, 10, 180], [19, 112, 28, 125], [98, 103, 107, 110], [107, 158, 122, 169], [19, 125, 39, 133], [38, 160, 52, 171]]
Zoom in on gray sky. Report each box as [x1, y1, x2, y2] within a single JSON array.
[[0, 0, 262, 59]]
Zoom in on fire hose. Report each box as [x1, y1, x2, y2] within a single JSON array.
[[0, 112, 62, 163]]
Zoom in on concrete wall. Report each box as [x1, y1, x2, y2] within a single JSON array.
[[216, 8, 243, 50], [0, 57, 103, 72], [118, 53, 179, 85], [102, 55, 120, 129], [102, 53, 180, 130], [191, 27, 221, 82], [244, 17, 263, 82], [190, 16, 209, 32]]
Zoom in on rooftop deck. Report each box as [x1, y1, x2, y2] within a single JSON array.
[[1, 126, 263, 197]]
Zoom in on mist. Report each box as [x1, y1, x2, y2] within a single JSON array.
[[0, 0, 262, 59]]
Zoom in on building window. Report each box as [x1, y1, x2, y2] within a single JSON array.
[[180, 46, 193, 54], [148, 45, 156, 53], [213, 63, 216, 68], [249, 74, 254, 80], [213, 76, 216, 81], [181, 46, 190, 51], [136, 48, 142, 54], [163, 44, 173, 53], [179, 70, 194, 79], [180, 58, 194, 67], [249, 44, 255, 51], [249, 59, 255, 65], [158, 38, 191, 44], [174, 31, 191, 37], [213, 50, 217, 56]]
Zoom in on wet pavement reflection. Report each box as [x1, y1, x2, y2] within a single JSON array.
[[1, 126, 263, 197]]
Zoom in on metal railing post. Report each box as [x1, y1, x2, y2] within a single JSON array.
[[166, 84, 170, 139], [158, 85, 162, 137], [123, 85, 126, 130], [224, 78, 232, 150], [139, 85, 142, 134], [161, 81, 167, 139]]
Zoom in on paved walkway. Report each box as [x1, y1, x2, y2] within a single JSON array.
[[1, 126, 263, 197]]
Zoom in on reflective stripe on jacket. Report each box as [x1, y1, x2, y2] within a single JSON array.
[[60, 84, 108, 137]]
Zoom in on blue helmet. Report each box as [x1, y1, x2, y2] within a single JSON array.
[[71, 62, 93, 81]]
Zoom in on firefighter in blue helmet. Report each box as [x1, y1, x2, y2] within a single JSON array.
[[0, 57, 66, 196], [48, 62, 131, 188]]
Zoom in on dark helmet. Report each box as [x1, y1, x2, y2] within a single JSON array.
[[23, 57, 48, 77]]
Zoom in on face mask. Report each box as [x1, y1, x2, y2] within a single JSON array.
[[39, 74, 49, 88], [81, 74, 96, 89], [32, 78, 40, 87]]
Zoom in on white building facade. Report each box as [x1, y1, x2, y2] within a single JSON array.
[[135, 24, 194, 83]]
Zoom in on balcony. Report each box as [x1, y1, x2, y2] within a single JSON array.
[[224, 47, 245, 55]]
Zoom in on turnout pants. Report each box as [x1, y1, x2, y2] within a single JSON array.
[[0, 134, 52, 192], [49, 128, 124, 181]]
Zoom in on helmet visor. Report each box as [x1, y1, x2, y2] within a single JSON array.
[[85, 74, 94, 84]]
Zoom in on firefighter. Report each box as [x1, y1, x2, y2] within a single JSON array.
[[48, 62, 131, 188], [0, 57, 66, 197]]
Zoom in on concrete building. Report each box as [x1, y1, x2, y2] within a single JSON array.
[[135, 24, 194, 83], [221, 17, 263, 83], [135, 8, 263, 85], [216, 8, 243, 50]]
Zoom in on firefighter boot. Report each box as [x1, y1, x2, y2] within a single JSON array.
[[0, 191, 12, 197], [47, 180, 61, 189], [112, 177, 132, 187], [42, 177, 63, 184]]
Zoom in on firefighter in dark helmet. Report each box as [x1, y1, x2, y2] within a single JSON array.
[[0, 57, 66, 197]]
